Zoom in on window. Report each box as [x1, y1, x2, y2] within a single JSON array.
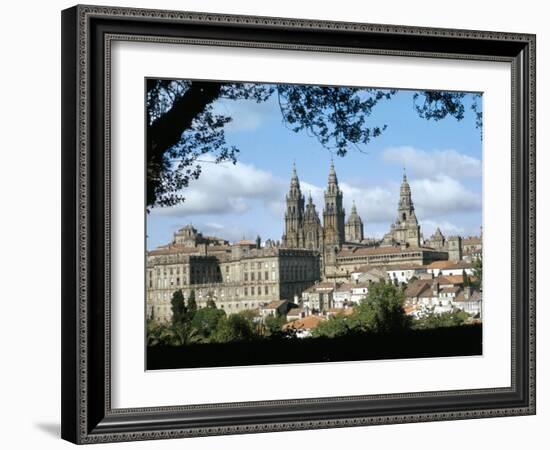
[[251, 272, 255, 281], [251, 287, 255, 295], [244, 287, 248, 296], [257, 262, 262, 269], [265, 271, 269, 280], [257, 272, 261, 281], [265, 285, 268, 295], [244, 273, 248, 281]]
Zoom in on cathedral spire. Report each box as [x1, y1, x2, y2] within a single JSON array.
[[283, 163, 305, 248], [290, 161, 300, 188], [345, 200, 364, 243], [323, 159, 345, 252], [328, 158, 338, 185]]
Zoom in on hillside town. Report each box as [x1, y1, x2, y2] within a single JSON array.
[[146, 163, 482, 337]]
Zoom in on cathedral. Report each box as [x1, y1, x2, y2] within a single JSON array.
[[381, 171, 421, 247], [282, 161, 349, 261], [281, 162, 435, 273]]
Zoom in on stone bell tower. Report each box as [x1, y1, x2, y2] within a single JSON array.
[[282, 163, 305, 248], [323, 160, 346, 261]]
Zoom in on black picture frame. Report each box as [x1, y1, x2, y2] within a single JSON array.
[[61, 4, 536, 444]]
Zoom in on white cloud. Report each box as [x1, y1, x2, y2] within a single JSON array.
[[340, 183, 395, 223], [150, 156, 286, 217], [382, 146, 481, 178], [411, 175, 481, 217], [200, 222, 260, 243], [150, 157, 480, 242], [420, 220, 465, 239]]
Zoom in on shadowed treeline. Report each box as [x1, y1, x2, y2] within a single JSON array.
[[147, 324, 482, 370]]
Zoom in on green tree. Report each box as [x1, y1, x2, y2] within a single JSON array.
[[187, 289, 198, 318], [205, 298, 217, 309], [146, 79, 481, 208], [146, 319, 170, 346], [191, 307, 226, 340], [213, 313, 256, 343], [412, 309, 470, 329], [462, 269, 471, 287], [168, 321, 202, 346], [311, 315, 350, 338], [353, 280, 410, 333], [264, 315, 287, 337], [472, 258, 483, 290], [170, 290, 187, 326]]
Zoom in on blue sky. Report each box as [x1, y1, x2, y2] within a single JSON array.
[[147, 85, 482, 250]]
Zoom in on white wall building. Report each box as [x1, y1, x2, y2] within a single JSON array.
[[386, 264, 427, 285]]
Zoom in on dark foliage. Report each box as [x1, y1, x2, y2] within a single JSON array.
[[147, 325, 482, 369]]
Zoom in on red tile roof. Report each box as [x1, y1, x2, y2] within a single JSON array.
[[283, 315, 325, 330], [404, 280, 431, 298], [463, 237, 482, 245], [437, 275, 477, 285], [264, 300, 288, 309]]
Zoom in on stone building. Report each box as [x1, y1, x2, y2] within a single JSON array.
[[326, 245, 448, 282], [382, 171, 421, 247], [282, 161, 369, 270], [146, 229, 321, 323], [424, 227, 446, 250], [447, 236, 463, 262], [345, 201, 364, 243], [281, 163, 451, 279], [425, 227, 483, 263], [463, 228, 483, 262], [282, 160, 348, 265], [322, 161, 346, 265]]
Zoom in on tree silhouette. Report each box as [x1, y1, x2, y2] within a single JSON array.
[[147, 79, 481, 208]]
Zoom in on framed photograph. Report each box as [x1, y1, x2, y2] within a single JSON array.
[[61, 4, 536, 444]]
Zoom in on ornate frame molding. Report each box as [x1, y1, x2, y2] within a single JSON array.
[[61, 4, 536, 444]]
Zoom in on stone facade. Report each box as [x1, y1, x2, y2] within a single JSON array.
[[147, 230, 321, 323], [345, 202, 364, 243], [326, 245, 448, 282], [382, 172, 421, 247], [147, 163, 481, 320]]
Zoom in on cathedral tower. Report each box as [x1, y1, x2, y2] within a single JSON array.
[[345, 201, 364, 243], [303, 192, 323, 251], [282, 163, 305, 248], [382, 170, 421, 247], [323, 160, 346, 261]]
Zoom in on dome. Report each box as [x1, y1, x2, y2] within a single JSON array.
[[346, 202, 363, 225]]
